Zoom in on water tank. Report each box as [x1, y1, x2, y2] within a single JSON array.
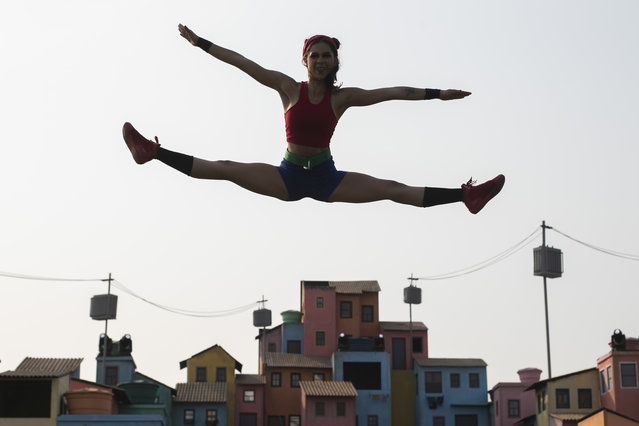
[[404, 286, 422, 304], [281, 310, 302, 324], [533, 246, 563, 278], [90, 294, 118, 320], [253, 308, 272, 327]]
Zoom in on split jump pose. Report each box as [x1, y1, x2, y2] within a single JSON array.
[[122, 24, 505, 213]]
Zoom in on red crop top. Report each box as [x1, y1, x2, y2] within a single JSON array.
[[285, 82, 338, 149]]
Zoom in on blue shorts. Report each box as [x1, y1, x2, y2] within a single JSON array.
[[277, 157, 347, 202]]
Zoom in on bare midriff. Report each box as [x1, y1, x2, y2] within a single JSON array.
[[286, 143, 330, 158]]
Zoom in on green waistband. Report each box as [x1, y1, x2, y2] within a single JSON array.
[[284, 149, 332, 169]]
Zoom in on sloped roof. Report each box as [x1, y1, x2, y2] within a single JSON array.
[[415, 358, 487, 368], [265, 352, 331, 369], [550, 414, 586, 421], [302, 280, 381, 294], [379, 321, 428, 331], [0, 357, 83, 378], [300, 381, 358, 397], [330, 281, 380, 294], [525, 368, 597, 391], [236, 374, 266, 385], [174, 382, 227, 403], [179, 344, 242, 372]]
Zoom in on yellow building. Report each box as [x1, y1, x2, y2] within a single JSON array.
[[180, 344, 242, 426], [527, 368, 601, 426]]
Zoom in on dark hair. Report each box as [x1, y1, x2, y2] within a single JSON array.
[[303, 36, 341, 88]]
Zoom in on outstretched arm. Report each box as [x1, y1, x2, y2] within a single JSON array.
[[178, 24, 297, 102], [333, 86, 470, 117]]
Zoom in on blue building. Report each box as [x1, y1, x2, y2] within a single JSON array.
[[172, 382, 227, 426], [332, 338, 392, 426], [415, 358, 490, 426]]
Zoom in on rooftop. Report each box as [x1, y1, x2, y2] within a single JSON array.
[[174, 382, 228, 403], [379, 321, 428, 331], [302, 280, 381, 294], [265, 352, 331, 369], [300, 381, 358, 397], [0, 357, 83, 378]]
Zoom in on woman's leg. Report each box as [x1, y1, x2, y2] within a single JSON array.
[[328, 171, 504, 213], [190, 157, 289, 201], [123, 123, 289, 200], [328, 172, 430, 206]]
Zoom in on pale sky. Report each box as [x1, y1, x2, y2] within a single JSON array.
[[1, 0, 638, 389]]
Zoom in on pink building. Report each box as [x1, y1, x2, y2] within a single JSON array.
[[491, 368, 542, 426], [234, 374, 265, 426], [300, 381, 357, 426], [597, 330, 639, 421]]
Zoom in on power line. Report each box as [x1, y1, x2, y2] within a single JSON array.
[[414, 227, 541, 280], [0, 271, 103, 282], [551, 227, 639, 261]]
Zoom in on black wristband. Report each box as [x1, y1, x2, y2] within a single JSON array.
[[196, 37, 213, 52], [424, 88, 441, 100]]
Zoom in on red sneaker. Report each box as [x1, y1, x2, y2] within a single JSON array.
[[122, 122, 160, 164], [462, 174, 505, 214]]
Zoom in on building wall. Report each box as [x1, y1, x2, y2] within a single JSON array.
[[335, 292, 379, 339], [172, 402, 226, 426], [382, 329, 428, 370], [185, 348, 237, 426], [300, 395, 356, 426], [535, 369, 601, 426], [598, 351, 639, 421], [333, 351, 391, 426], [281, 323, 304, 354], [415, 365, 489, 426], [57, 414, 165, 425], [391, 370, 415, 426], [580, 410, 639, 426], [96, 356, 136, 385], [235, 383, 264, 426], [302, 286, 337, 357], [265, 366, 332, 422]]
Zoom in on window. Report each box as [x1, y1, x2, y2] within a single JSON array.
[[289, 415, 300, 426], [368, 415, 379, 426], [184, 409, 195, 425], [537, 391, 546, 413], [600, 370, 606, 394], [196, 366, 207, 382], [268, 343, 276, 352], [216, 367, 226, 382], [434, 416, 445, 426], [315, 401, 325, 417], [620, 363, 638, 388], [455, 414, 478, 426], [362, 305, 374, 322], [291, 373, 301, 388], [336, 401, 346, 417], [315, 331, 326, 346], [206, 409, 217, 426], [413, 337, 423, 353], [316, 296, 324, 309], [271, 372, 281, 387], [607, 366, 612, 391], [313, 373, 325, 381], [287, 340, 301, 354], [469, 373, 480, 388], [344, 362, 382, 390], [450, 373, 460, 388], [425, 371, 442, 393], [556, 388, 570, 409], [340, 301, 353, 318], [578, 388, 592, 409], [105, 366, 118, 386], [268, 416, 285, 426], [243, 389, 256, 402], [508, 400, 520, 417]]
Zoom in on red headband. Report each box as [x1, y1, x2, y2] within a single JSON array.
[[302, 35, 337, 57]]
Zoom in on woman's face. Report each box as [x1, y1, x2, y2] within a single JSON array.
[[304, 41, 337, 81]]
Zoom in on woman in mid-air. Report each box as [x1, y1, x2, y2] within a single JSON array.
[[122, 24, 504, 213]]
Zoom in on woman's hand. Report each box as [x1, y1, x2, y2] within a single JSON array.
[[440, 89, 472, 100], [178, 24, 199, 46]]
